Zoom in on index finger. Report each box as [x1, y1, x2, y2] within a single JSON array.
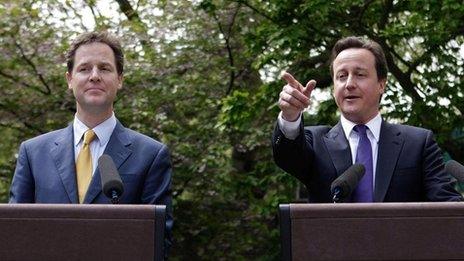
[[281, 72, 304, 91]]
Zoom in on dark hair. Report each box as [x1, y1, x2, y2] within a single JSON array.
[[329, 36, 388, 80], [66, 31, 124, 75]]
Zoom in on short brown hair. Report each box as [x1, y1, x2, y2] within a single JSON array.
[[329, 36, 388, 80], [66, 31, 124, 75]]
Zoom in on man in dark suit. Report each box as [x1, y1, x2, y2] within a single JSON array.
[[9, 32, 173, 243], [273, 36, 462, 202]]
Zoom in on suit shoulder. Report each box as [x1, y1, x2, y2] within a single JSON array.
[[124, 128, 167, 149], [21, 127, 69, 147], [387, 122, 432, 135]]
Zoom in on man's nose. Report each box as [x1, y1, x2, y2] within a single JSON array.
[[345, 74, 356, 89], [89, 67, 101, 82]]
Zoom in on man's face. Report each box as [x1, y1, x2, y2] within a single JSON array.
[[332, 48, 386, 124], [66, 42, 122, 113]]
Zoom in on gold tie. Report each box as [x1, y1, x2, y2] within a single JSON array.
[[76, 129, 96, 203]]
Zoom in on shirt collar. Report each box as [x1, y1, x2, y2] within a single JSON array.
[[340, 113, 382, 142], [73, 113, 117, 147]]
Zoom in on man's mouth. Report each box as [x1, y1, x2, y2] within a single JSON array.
[[345, 95, 360, 101], [86, 87, 104, 92]]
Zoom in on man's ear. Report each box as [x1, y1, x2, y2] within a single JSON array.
[[379, 78, 387, 94], [118, 74, 123, 89], [66, 71, 72, 90]]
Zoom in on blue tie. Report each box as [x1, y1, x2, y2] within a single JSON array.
[[352, 125, 374, 202]]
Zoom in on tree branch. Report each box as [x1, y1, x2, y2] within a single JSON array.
[[380, 40, 422, 101], [211, 3, 241, 95], [234, 0, 277, 23], [115, 0, 153, 56], [0, 103, 45, 134], [64, 2, 90, 30], [84, 0, 102, 28], [14, 40, 51, 95], [0, 70, 46, 94]]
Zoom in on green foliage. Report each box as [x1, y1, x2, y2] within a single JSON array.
[[0, 0, 463, 259]]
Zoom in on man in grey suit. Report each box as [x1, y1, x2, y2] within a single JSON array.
[[273, 36, 462, 202], [9, 32, 173, 243]]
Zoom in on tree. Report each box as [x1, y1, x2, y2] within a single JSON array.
[[0, 0, 463, 259]]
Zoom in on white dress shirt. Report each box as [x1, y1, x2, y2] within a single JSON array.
[[73, 113, 117, 175]]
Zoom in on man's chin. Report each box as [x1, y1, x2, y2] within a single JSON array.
[[83, 96, 108, 105], [340, 107, 360, 116], [79, 99, 112, 111], [341, 110, 363, 122]]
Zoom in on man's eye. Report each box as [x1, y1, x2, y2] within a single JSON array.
[[79, 67, 88, 72]]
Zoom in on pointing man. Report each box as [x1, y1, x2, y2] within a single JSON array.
[[273, 36, 462, 202]]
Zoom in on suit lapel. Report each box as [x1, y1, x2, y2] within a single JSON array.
[[84, 121, 133, 203], [323, 122, 352, 177], [374, 121, 404, 202], [50, 125, 79, 203]]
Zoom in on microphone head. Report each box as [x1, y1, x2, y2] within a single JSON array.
[[98, 154, 124, 199], [330, 164, 365, 199], [445, 160, 464, 183]]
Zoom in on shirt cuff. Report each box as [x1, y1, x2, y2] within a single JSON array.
[[277, 112, 301, 140]]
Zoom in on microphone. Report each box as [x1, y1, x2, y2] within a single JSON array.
[[445, 160, 464, 183], [331, 164, 365, 203], [98, 154, 124, 204]]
